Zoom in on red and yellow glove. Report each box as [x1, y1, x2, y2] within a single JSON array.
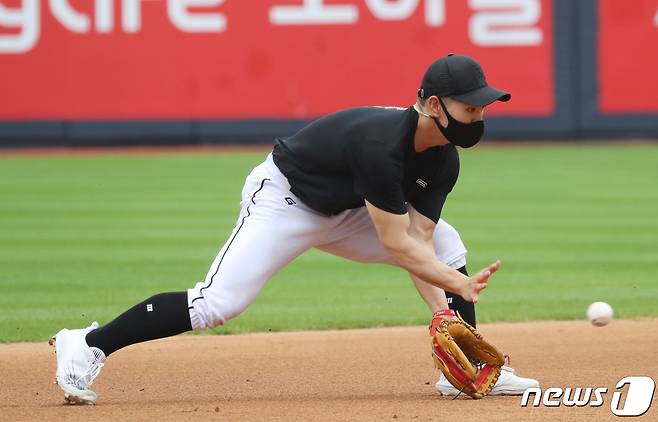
[[429, 309, 505, 399]]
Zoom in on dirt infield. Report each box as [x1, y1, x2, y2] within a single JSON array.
[[1, 319, 656, 421]]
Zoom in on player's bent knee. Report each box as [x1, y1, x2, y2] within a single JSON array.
[[446, 254, 467, 270], [433, 220, 468, 267]]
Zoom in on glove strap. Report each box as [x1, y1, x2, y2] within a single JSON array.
[[433, 309, 456, 318]]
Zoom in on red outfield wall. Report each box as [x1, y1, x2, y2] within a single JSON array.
[[0, 0, 553, 120], [0, 0, 656, 144], [597, 0, 658, 114]]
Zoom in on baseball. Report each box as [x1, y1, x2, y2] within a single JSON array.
[[586, 301, 613, 326]]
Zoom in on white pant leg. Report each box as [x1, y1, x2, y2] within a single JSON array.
[[315, 207, 392, 263], [317, 208, 467, 269], [187, 155, 329, 331]]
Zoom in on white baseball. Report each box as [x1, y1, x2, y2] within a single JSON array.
[[586, 301, 613, 326]]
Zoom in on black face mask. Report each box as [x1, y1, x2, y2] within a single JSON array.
[[431, 98, 484, 148]]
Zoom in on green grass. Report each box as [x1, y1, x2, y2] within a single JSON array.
[[1, 144, 657, 342]]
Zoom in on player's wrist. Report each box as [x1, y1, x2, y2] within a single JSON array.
[[433, 309, 456, 318]]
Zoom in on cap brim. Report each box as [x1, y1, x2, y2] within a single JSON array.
[[452, 86, 511, 106]]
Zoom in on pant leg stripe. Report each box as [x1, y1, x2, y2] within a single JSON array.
[[189, 177, 271, 306]]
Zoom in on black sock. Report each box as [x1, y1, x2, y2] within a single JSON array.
[[85, 291, 192, 357], [446, 266, 477, 328]]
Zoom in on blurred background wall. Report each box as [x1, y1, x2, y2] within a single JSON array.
[[0, 0, 657, 147]]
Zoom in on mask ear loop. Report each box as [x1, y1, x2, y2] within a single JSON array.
[[414, 97, 451, 120], [414, 98, 451, 132], [437, 97, 453, 121]]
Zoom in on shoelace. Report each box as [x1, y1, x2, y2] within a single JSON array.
[[501, 355, 514, 373], [69, 348, 105, 388]]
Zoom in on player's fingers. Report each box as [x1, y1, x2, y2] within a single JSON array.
[[475, 269, 491, 283], [488, 260, 501, 274], [466, 278, 487, 303]]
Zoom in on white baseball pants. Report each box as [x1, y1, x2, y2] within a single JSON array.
[[187, 154, 467, 331]]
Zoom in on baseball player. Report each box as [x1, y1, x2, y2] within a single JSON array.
[[50, 54, 538, 405]]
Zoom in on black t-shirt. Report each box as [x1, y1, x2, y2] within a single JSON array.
[[272, 106, 459, 223]]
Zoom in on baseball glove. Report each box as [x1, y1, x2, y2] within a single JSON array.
[[429, 309, 505, 399]]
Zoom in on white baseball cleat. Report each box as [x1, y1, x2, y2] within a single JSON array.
[[435, 365, 539, 397], [49, 321, 106, 405]]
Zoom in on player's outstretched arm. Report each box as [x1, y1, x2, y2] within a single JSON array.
[[365, 200, 499, 302], [405, 205, 450, 310]]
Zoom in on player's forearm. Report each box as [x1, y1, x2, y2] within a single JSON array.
[[410, 273, 450, 311], [407, 234, 450, 311], [385, 235, 467, 294]]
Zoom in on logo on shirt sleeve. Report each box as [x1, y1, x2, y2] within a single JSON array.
[[416, 178, 428, 189]]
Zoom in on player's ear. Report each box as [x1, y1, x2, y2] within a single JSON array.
[[427, 95, 442, 118], [427, 96, 450, 126]]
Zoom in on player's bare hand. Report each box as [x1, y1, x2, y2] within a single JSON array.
[[461, 260, 500, 303]]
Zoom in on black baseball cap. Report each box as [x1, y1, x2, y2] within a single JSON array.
[[418, 54, 511, 106]]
